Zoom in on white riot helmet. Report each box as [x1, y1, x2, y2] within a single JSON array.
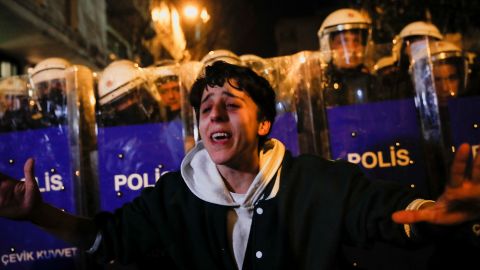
[[394, 21, 443, 64], [240, 54, 276, 87], [317, 9, 372, 69], [0, 76, 28, 113], [98, 60, 146, 106], [201, 49, 242, 67], [152, 59, 178, 67], [30, 58, 71, 85], [29, 57, 70, 98], [150, 64, 181, 112], [429, 40, 463, 61], [150, 64, 179, 84], [29, 57, 71, 123], [428, 41, 468, 105], [97, 60, 159, 126], [240, 54, 266, 72], [399, 21, 443, 40]]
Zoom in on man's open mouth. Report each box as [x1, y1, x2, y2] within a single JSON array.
[[211, 132, 231, 142]]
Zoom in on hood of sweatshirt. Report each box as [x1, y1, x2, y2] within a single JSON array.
[[180, 138, 285, 208]]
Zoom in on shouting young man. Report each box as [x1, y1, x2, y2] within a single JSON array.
[[1, 61, 479, 269]]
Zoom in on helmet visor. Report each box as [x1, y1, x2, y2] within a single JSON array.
[[1, 94, 28, 111], [34, 78, 66, 102], [432, 57, 468, 106], [329, 29, 369, 69], [33, 78, 67, 116], [99, 81, 159, 126], [155, 75, 181, 111]]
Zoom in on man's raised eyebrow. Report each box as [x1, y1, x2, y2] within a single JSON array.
[[201, 90, 245, 104], [222, 91, 245, 101], [201, 92, 213, 104]]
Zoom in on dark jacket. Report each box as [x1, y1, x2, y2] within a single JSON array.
[[93, 152, 421, 269]]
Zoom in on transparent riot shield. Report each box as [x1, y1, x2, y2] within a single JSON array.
[[319, 42, 432, 197], [177, 61, 203, 151], [65, 66, 99, 218], [95, 61, 201, 211], [0, 66, 96, 269], [430, 42, 475, 152], [272, 51, 328, 156], [409, 39, 451, 197], [319, 39, 437, 269], [410, 39, 480, 270], [249, 54, 293, 155], [411, 40, 480, 192]]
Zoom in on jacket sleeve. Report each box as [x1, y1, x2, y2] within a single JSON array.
[[280, 154, 422, 249], [91, 172, 180, 265], [338, 160, 421, 247]]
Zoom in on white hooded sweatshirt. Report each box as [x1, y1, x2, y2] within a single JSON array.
[[180, 138, 285, 269]]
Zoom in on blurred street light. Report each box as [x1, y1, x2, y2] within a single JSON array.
[[147, 1, 211, 61], [151, 6, 169, 23], [200, 8, 210, 23], [183, 5, 199, 20], [181, 4, 210, 46], [149, 1, 186, 61], [183, 5, 210, 24]]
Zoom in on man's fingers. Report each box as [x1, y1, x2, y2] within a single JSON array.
[[23, 158, 38, 191], [449, 143, 471, 187], [391, 210, 432, 224], [393, 207, 471, 225]]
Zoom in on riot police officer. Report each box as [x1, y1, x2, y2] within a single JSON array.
[[424, 40, 471, 152], [0, 76, 30, 132], [151, 65, 182, 122], [29, 57, 71, 127], [317, 8, 375, 107], [430, 41, 469, 106], [97, 60, 161, 127], [377, 21, 443, 100]]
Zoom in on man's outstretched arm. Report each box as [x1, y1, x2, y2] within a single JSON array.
[[393, 143, 480, 226], [0, 158, 97, 250]]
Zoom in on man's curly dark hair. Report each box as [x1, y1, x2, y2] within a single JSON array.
[[189, 61, 277, 144]]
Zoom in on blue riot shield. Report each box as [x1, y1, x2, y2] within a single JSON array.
[[320, 43, 432, 196], [96, 62, 201, 211], [264, 54, 299, 155], [448, 97, 480, 154], [320, 39, 436, 269], [0, 66, 96, 269], [327, 100, 430, 193]]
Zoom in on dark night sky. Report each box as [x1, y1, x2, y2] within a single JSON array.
[[200, 0, 480, 58], [223, 0, 345, 57], [201, 0, 346, 58]]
